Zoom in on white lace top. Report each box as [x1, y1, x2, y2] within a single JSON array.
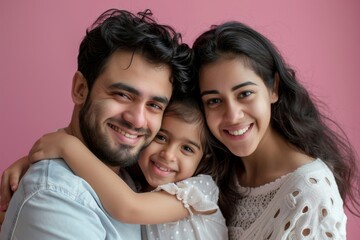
[[229, 174, 289, 232], [228, 159, 347, 240], [141, 174, 228, 240]]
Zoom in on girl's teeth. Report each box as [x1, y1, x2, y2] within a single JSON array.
[[229, 126, 250, 136], [154, 162, 171, 172]]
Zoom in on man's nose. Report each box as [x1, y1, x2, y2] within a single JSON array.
[[122, 103, 147, 129]]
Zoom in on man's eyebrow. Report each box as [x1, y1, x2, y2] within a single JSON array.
[[153, 96, 169, 106], [110, 82, 139, 95], [109, 82, 169, 105], [201, 81, 257, 97]]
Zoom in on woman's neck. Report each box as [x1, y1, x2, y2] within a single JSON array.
[[238, 128, 313, 187]]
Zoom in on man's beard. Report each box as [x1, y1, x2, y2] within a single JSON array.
[[79, 97, 151, 167]]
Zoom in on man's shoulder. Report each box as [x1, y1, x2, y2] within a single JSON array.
[[2, 160, 141, 240], [20, 159, 93, 200], [24, 159, 77, 182]]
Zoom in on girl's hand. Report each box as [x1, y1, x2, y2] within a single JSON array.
[[0, 156, 29, 211], [28, 129, 77, 164], [0, 210, 5, 231], [0, 129, 76, 212]]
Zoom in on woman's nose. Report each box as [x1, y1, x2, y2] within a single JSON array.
[[224, 100, 244, 121]]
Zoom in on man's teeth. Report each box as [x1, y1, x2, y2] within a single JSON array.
[[109, 124, 137, 139], [229, 126, 250, 136]]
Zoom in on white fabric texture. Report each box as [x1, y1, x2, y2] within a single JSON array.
[[228, 159, 347, 240], [142, 174, 228, 240]]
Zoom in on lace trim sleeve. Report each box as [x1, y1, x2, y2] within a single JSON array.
[[153, 174, 219, 215], [276, 164, 347, 239]]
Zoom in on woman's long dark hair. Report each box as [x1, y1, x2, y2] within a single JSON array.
[[193, 21, 359, 220]]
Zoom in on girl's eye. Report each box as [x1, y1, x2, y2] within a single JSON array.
[[182, 145, 194, 153], [155, 134, 167, 143]]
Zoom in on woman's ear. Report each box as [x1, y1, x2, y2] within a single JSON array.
[[271, 72, 280, 103], [71, 71, 89, 105]]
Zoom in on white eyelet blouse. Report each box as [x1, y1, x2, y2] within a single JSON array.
[[228, 159, 347, 240]]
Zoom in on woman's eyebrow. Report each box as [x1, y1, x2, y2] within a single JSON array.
[[231, 81, 257, 91], [201, 90, 219, 97], [201, 81, 257, 96]]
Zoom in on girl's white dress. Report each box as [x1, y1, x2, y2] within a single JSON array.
[[228, 159, 347, 240], [141, 174, 228, 240]]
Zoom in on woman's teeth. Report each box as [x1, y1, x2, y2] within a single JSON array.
[[228, 125, 250, 136]]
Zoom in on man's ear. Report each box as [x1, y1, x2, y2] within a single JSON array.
[[271, 72, 280, 103], [72, 71, 89, 105]]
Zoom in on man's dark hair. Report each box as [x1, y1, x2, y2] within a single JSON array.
[[77, 9, 193, 98]]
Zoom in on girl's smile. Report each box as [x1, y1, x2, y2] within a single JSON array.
[[139, 115, 204, 189]]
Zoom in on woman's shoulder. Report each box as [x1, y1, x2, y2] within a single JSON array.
[[290, 159, 336, 184], [281, 159, 343, 206], [271, 159, 347, 239]]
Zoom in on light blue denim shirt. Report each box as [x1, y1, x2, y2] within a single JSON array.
[[0, 159, 141, 240]]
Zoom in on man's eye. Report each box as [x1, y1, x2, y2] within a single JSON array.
[[149, 103, 162, 110], [115, 92, 131, 100]]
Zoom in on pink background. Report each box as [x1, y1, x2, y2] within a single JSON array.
[[0, 0, 359, 237]]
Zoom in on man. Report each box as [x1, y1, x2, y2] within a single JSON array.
[[0, 8, 192, 239]]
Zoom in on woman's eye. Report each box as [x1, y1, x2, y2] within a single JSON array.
[[239, 91, 253, 98], [206, 98, 221, 106]]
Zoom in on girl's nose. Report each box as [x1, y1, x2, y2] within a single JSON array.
[[159, 146, 177, 162]]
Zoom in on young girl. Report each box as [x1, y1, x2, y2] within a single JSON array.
[[5, 97, 228, 240], [192, 21, 359, 239]]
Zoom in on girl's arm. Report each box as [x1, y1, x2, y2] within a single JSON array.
[[0, 210, 4, 230], [0, 156, 29, 211], [29, 130, 193, 224]]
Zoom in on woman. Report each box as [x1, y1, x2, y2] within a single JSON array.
[[192, 21, 359, 239]]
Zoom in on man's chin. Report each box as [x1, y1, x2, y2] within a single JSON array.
[[108, 149, 140, 167], [101, 139, 149, 167], [103, 156, 138, 167]]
